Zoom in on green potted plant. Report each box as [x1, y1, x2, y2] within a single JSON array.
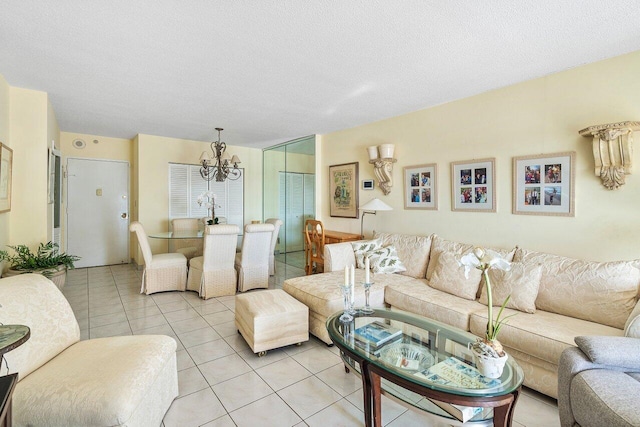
[[459, 247, 514, 378], [0, 242, 80, 289]]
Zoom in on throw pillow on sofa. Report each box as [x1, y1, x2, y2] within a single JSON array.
[[479, 262, 542, 314], [352, 239, 382, 269], [367, 246, 407, 274], [426, 236, 474, 281], [373, 232, 433, 279], [428, 249, 482, 300]]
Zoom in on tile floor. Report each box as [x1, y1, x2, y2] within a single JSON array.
[[62, 262, 560, 427]]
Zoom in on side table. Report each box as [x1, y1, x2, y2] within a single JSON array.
[[0, 374, 17, 427], [0, 325, 30, 427]]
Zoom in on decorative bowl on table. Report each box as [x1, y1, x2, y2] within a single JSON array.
[[380, 342, 434, 372]]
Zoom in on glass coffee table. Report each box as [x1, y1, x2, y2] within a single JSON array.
[[326, 308, 523, 427]]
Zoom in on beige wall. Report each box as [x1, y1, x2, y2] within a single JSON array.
[[319, 50, 640, 262], [133, 134, 263, 265], [9, 87, 50, 247], [60, 132, 133, 162]]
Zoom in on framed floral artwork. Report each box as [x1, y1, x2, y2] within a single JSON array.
[[403, 163, 437, 210], [0, 143, 13, 213], [451, 158, 496, 212], [329, 162, 359, 218], [512, 151, 575, 216]]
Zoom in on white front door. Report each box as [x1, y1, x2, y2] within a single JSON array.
[[67, 158, 129, 268]]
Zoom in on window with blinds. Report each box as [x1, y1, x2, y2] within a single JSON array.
[[169, 163, 244, 229]]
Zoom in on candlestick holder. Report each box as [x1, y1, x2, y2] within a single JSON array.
[[339, 284, 354, 323], [348, 287, 357, 316], [361, 282, 374, 314]]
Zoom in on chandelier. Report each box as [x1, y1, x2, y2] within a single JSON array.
[[199, 127, 242, 182]]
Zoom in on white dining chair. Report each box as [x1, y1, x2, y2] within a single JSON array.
[[235, 223, 274, 292], [130, 221, 187, 294], [187, 224, 240, 298], [170, 218, 202, 260]]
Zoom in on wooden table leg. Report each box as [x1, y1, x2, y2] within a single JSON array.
[[492, 389, 519, 427], [370, 370, 382, 427], [360, 361, 373, 427]]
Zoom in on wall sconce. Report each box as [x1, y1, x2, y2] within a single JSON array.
[[579, 121, 640, 190], [367, 144, 397, 195]]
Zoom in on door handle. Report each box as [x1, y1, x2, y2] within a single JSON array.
[[121, 213, 128, 219]]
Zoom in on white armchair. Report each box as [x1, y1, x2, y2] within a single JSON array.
[[235, 223, 275, 292], [187, 224, 240, 298], [170, 218, 202, 260], [265, 218, 283, 276], [0, 274, 178, 426], [130, 221, 187, 294]]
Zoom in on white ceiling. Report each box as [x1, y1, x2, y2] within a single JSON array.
[[2, 1, 640, 149]]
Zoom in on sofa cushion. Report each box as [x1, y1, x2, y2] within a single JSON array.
[[385, 279, 486, 331], [0, 274, 80, 380], [469, 308, 623, 364], [352, 239, 383, 269], [426, 235, 515, 283], [479, 262, 542, 314], [514, 248, 640, 329], [368, 246, 407, 274], [428, 249, 482, 300], [13, 335, 177, 426], [283, 269, 401, 318], [374, 232, 433, 279]]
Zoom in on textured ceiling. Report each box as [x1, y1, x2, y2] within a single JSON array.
[[2, 1, 640, 148]]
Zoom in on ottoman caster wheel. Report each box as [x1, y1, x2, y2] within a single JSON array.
[[296, 342, 303, 346], [257, 351, 267, 357]]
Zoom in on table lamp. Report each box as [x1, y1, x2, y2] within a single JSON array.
[[359, 198, 393, 238]]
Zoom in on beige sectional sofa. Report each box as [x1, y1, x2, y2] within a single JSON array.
[[283, 231, 640, 399]]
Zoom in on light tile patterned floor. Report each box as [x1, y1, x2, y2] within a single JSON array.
[[63, 262, 560, 427]]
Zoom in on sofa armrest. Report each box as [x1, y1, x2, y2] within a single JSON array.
[[558, 347, 595, 427], [324, 242, 356, 272]]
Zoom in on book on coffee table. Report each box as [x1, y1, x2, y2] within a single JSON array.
[[353, 320, 402, 350], [429, 399, 483, 423]]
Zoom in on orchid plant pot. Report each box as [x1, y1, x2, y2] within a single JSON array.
[[470, 342, 508, 378]]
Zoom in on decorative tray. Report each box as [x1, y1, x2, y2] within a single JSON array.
[[379, 342, 434, 372]]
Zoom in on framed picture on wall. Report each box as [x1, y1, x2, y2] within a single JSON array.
[[451, 158, 496, 212], [512, 151, 575, 216], [329, 162, 359, 218], [0, 143, 13, 213], [403, 163, 437, 210]]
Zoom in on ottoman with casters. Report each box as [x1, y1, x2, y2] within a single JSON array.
[[235, 289, 309, 356]]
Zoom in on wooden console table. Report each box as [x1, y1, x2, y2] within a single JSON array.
[[303, 229, 361, 274], [323, 230, 362, 244]]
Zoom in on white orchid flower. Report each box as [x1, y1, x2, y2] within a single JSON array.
[[459, 252, 481, 279], [458, 247, 513, 343], [458, 247, 511, 278]]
